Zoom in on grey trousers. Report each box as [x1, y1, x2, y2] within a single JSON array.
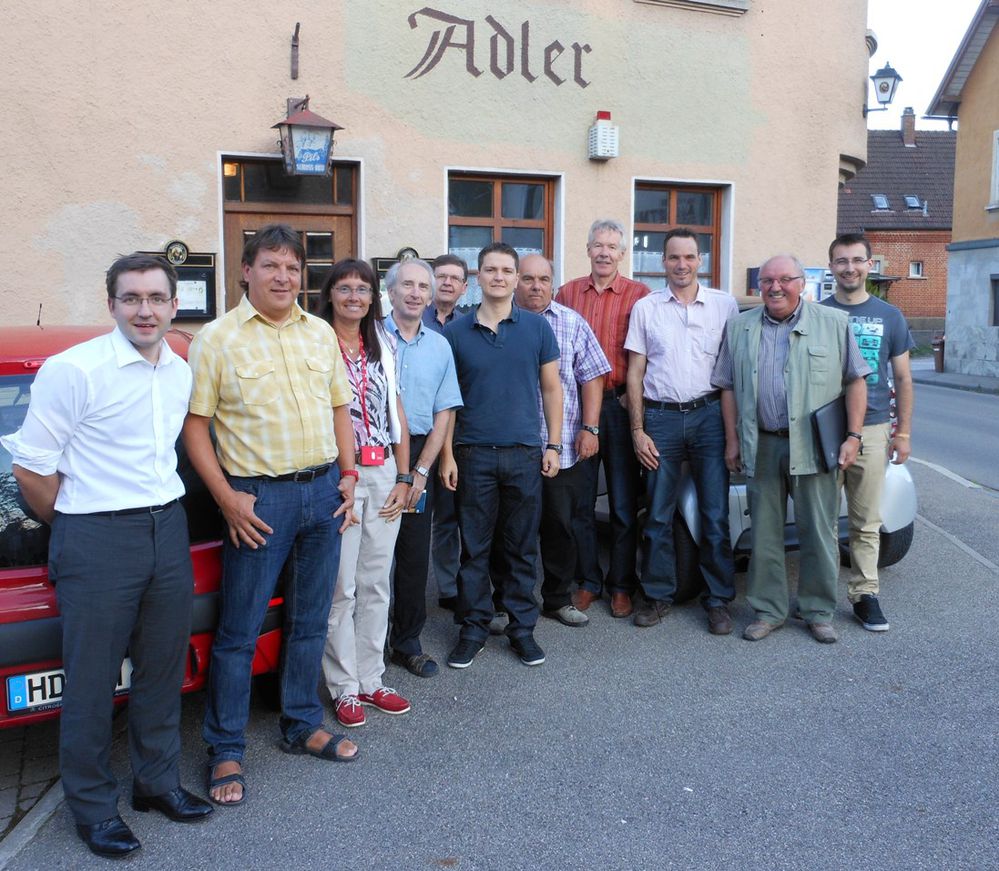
[[746, 432, 840, 624], [50, 503, 192, 825]]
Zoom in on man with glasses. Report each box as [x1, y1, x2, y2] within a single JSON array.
[[183, 225, 360, 807], [712, 254, 870, 644], [557, 218, 651, 619], [821, 233, 914, 632], [424, 254, 471, 612], [383, 259, 463, 676], [2, 254, 212, 858]]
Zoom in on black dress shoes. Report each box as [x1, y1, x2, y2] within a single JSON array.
[[132, 786, 214, 822], [76, 815, 141, 858]]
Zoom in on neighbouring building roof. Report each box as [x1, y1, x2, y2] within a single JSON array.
[[927, 0, 999, 119], [837, 124, 956, 234]]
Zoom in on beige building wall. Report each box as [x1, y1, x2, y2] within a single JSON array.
[[950, 24, 999, 241], [1, 0, 868, 327]]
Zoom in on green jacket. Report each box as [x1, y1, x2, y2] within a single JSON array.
[[726, 301, 850, 476]]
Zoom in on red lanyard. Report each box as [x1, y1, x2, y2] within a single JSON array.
[[338, 333, 372, 441]]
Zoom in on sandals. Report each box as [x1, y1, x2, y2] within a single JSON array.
[[279, 728, 359, 762], [207, 767, 247, 806]]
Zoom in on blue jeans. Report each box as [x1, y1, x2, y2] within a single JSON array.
[[203, 469, 343, 764], [455, 445, 541, 643], [640, 401, 734, 608], [579, 396, 642, 595]]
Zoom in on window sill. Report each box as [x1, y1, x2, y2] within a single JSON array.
[[986, 202, 999, 212], [633, 0, 748, 15]]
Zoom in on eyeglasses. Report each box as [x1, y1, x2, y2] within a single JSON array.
[[759, 276, 803, 289], [831, 257, 870, 268], [434, 272, 465, 284], [114, 295, 174, 308], [333, 285, 373, 297]]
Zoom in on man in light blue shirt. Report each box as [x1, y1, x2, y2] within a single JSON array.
[[383, 259, 463, 676]]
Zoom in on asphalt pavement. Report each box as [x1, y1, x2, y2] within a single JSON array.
[[3, 497, 998, 870]]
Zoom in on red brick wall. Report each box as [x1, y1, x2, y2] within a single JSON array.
[[866, 230, 950, 318]]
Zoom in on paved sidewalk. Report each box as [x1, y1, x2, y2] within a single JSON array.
[[910, 356, 999, 395], [0, 722, 59, 840]]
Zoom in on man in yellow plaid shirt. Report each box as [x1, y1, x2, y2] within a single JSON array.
[[183, 225, 360, 806]]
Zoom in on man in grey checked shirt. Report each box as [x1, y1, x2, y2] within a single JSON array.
[[512, 253, 611, 626], [712, 254, 869, 645]]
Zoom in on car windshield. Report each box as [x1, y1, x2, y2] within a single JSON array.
[[1, 375, 49, 568]]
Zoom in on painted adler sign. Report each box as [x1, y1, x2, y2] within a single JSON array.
[[405, 7, 592, 87]]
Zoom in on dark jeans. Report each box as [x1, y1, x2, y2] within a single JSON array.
[[455, 445, 542, 642], [578, 395, 642, 595], [203, 469, 343, 765], [639, 401, 734, 608], [539, 459, 594, 610], [51, 504, 192, 825], [430, 474, 460, 599], [390, 434, 434, 656]]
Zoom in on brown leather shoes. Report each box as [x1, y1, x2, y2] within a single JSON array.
[[807, 622, 838, 644], [743, 619, 783, 641], [706, 606, 733, 635], [610, 592, 633, 618], [572, 589, 600, 611]]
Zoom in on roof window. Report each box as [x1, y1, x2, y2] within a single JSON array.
[[904, 195, 921, 209], [871, 194, 890, 210]]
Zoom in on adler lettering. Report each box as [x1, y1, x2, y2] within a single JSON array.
[[405, 7, 591, 88]]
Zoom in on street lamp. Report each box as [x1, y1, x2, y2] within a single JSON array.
[[864, 63, 902, 117], [272, 96, 343, 176]]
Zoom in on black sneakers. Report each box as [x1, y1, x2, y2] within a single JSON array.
[[510, 634, 546, 666], [853, 594, 889, 632], [447, 638, 484, 669]]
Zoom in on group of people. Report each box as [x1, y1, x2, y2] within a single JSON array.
[[1, 219, 913, 858]]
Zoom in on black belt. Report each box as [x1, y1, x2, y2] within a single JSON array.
[[259, 464, 333, 483], [761, 428, 790, 437], [91, 499, 179, 517], [644, 391, 720, 412]]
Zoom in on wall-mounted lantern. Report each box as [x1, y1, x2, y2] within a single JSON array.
[[273, 96, 344, 176], [864, 63, 902, 117]]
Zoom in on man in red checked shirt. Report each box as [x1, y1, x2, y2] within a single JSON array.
[[556, 218, 651, 619]]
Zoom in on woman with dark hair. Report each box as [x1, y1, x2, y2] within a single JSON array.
[[318, 259, 414, 728]]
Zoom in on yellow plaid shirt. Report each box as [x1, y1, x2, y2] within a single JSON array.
[[188, 295, 352, 477]]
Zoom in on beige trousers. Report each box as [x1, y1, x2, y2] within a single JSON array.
[[323, 456, 400, 698], [839, 422, 891, 601]]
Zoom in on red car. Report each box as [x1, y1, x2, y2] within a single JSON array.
[[0, 326, 282, 728]]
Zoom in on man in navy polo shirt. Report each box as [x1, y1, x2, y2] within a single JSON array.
[[439, 242, 563, 669]]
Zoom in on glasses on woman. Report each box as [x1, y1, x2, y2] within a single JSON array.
[[333, 285, 373, 297]]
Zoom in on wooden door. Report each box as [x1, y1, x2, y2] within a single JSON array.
[[223, 212, 355, 313]]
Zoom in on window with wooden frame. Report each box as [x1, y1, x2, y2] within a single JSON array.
[[221, 158, 357, 312], [447, 173, 555, 303], [633, 183, 723, 290]]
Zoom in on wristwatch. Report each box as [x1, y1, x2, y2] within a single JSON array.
[[341, 469, 359, 480], [396, 473, 415, 485], [545, 443, 563, 455], [846, 431, 864, 443], [581, 425, 599, 436], [415, 464, 431, 478]]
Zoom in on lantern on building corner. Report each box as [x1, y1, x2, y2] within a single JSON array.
[[273, 96, 344, 176], [864, 63, 902, 117]]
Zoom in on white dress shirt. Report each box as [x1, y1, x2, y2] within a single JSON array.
[[1, 327, 193, 513], [624, 284, 738, 403]]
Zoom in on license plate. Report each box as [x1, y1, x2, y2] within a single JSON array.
[[6, 659, 133, 714]]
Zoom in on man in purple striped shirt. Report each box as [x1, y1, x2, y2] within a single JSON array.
[[514, 254, 611, 626], [625, 229, 738, 634]]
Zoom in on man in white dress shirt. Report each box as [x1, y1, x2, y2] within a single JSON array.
[[625, 229, 739, 634], [1, 253, 212, 859]]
